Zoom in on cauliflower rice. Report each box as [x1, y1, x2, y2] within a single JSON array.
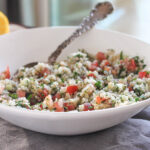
[[0, 49, 150, 112]]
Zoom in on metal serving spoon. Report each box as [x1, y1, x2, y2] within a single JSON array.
[[15, 1, 113, 71]]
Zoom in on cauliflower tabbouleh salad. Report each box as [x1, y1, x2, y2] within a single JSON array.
[[0, 49, 150, 112]]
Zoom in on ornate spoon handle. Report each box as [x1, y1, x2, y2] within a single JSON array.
[[48, 1, 113, 64]]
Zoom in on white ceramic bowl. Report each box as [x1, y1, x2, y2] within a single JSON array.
[[0, 27, 150, 135]]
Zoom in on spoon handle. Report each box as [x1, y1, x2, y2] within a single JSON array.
[[48, 1, 113, 64]]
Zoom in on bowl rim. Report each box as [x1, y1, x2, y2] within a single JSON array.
[[1, 26, 149, 46]]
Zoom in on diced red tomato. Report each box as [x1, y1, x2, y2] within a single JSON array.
[[93, 60, 99, 67], [52, 93, 61, 101], [100, 60, 110, 69], [96, 96, 101, 104], [128, 85, 133, 91], [54, 102, 64, 112], [96, 52, 106, 62], [83, 103, 94, 111], [81, 76, 86, 80], [5, 66, 10, 79], [88, 65, 96, 71], [104, 60, 110, 66], [127, 59, 136, 72], [96, 96, 106, 104], [0, 66, 10, 79], [41, 68, 51, 77], [17, 90, 26, 97], [38, 88, 49, 99], [40, 104, 43, 110], [139, 71, 149, 78], [64, 102, 75, 111], [88, 61, 99, 71], [66, 85, 78, 95], [88, 73, 96, 78]]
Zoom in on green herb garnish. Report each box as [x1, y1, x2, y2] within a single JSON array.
[[88, 105, 94, 109], [135, 97, 139, 102], [73, 72, 79, 78], [120, 51, 123, 60], [61, 78, 65, 83], [111, 103, 115, 107], [95, 81, 101, 90], [75, 54, 83, 58], [134, 88, 143, 97], [9, 93, 18, 99], [133, 56, 139, 64], [27, 94, 32, 101], [118, 66, 125, 78], [52, 87, 57, 94], [40, 83, 44, 89], [143, 64, 146, 69], [57, 74, 62, 78], [16, 101, 22, 106]]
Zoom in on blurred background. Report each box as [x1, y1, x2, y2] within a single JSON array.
[[0, 0, 150, 43]]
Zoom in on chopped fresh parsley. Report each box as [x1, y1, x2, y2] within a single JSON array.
[[73, 72, 79, 78], [120, 51, 123, 60], [134, 88, 144, 97], [118, 66, 125, 78], [9, 93, 18, 99], [40, 83, 44, 89], [143, 64, 146, 69], [75, 54, 83, 58], [27, 94, 33, 101], [133, 56, 139, 64], [135, 97, 139, 102], [16, 101, 22, 106], [57, 74, 62, 78], [111, 103, 115, 107], [61, 78, 65, 83], [88, 105, 94, 109], [95, 81, 102, 90]]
